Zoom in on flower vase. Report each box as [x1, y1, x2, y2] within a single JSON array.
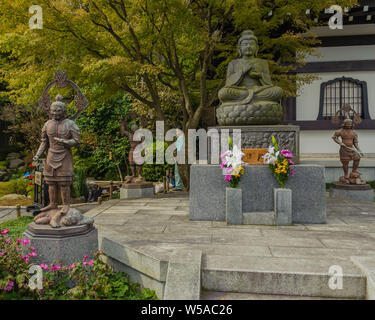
[[274, 188, 292, 226], [226, 187, 242, 225]]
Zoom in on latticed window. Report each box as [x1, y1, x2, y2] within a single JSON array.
[[318, 77, 370, 120]]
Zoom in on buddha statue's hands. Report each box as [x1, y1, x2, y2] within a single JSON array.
[[249, 71, 262, 79]]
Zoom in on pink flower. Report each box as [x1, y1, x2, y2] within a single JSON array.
[[28, 252, 38, 257], [40, 264, 48, 270], [88, 259, 94, 266], [50, 265, 61, 272], [0, 252, 5, 256], [5, 238, 11, 244], [16, 238, 21, 243], [225, 167, 233, 174], [30, 246, 36, 251], [96, 251, 103, 254], [288, 159, 294, 165], [1, 229, 9, 234], [224, 175, 232, 182], [21, 239, 30, 246], [68, 263, 75, 270], [220, 161, 227, 169], [83, 254, 89, 262], [220, 152, 228, 159]]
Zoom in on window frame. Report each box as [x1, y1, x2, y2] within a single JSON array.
[[317, 76, 371, 120]]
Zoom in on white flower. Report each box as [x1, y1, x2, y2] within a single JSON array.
[[263, 145, 279, 165]]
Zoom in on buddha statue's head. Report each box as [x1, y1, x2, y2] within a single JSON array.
[[238, 30, 259, 58], [50, 94, 67, 121]]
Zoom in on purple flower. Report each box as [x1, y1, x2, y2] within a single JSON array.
[[224, 175, 232, 182], [3, 280, 14, 292], [0, 252, 5, 256]]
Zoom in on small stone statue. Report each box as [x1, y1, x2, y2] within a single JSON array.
[[120, 120, 145, 184], [216, 30, 284, 125], [332, 118, 365, 184]]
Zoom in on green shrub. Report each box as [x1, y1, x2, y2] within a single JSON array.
[[0, 179, 31, 198], [72, 167, 88, 198], [142, 164, 172, 182]]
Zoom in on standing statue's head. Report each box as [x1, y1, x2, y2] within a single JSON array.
[[238, 30, 259, 58], [342, 118, 354, 129], [50, 94, 67, 121], [130, 123, 139, 132]]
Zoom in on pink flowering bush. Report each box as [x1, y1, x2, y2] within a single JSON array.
[[0, 228, 37, 299], [1, 226, 157, 300]]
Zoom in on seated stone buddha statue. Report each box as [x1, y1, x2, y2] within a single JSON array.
[[216, 30, 284, 125]]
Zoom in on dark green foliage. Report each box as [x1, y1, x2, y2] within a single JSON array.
[[72, 167, 89, 198], [74, 93, 132, 180]]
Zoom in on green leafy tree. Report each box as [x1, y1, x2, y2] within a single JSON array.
[[0, 0, 359, 189]]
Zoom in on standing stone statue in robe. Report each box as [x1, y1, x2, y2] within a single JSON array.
[[216, 30, 284, 126], [120, 121, 146, 184], [32, 71, 92, 228], [332, 118, 365, 184]]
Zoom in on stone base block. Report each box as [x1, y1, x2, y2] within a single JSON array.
[[120, 183, 154, 199], [243, 211, 275, 225], [226, 188, 242, 225], [329, 184, 374, 203], [190, 164, 326, 224], [208, 125, 300, 164], [23, 223, 98, 265]]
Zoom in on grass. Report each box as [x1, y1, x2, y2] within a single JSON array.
[[0, 216, 34, 239]]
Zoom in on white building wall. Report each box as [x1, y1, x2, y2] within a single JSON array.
[[297, 45, 375, 155]]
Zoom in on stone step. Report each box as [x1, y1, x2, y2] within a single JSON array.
[[242, 211, 275, 225], [200, 291, 354, 300], [202, 255, 366, 299]]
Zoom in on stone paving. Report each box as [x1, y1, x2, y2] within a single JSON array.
[[86, 192, 375, 299], [89, 194, 375, 261]]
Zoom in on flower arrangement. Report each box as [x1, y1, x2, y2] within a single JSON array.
[[220, 138, 245, 188], [263, 136, 295, 188]]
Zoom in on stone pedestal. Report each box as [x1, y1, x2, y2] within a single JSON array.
[[226, 187, 242, 225], [329, 183, 374, 203], [120, 182, 154, 199], [23, 223, 98, 265], [190, 164, 326, 224], [208, 125, 300, 164]]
